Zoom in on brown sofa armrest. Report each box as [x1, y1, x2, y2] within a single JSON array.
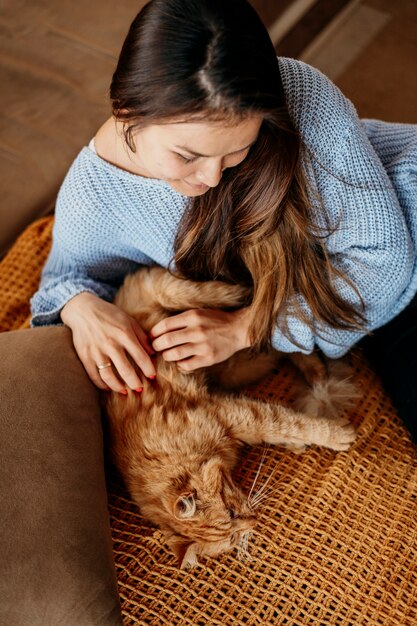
[[0, 326, 122, 626]]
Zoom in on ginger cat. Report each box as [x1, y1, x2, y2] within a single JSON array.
[[104, 267, 357, 568]]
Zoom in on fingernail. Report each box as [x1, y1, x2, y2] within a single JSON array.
[[135, 387, 143, 394], [119, 389, 128, 395], [148, 375, 157, 380]]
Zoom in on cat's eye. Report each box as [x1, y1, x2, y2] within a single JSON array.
[[229, 508, 236, 519], [174, 493, 197, 519]]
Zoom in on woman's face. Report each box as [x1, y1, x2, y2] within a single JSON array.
[[122, 116, 262, 196]]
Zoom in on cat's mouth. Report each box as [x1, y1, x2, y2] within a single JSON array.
[[207, 515, 257, 549], [172, 519, 257, 568], [198, 527, 255, 564], [195, 513, 257, 544], [230, 519, 256, 546]]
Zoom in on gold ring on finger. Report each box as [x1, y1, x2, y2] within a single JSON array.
[[97, 361, 112, 371]]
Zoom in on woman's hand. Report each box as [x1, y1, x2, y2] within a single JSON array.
[[149, 307, 252, 372], [61, 292, 156, 393]]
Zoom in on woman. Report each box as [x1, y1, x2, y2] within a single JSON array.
[[31, 0, 417, 440]]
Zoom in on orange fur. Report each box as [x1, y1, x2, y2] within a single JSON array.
[[104, 267, 357, 568]]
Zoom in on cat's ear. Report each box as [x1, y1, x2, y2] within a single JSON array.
[[173, 492, 196, 519], [201, 458, 224, 492]]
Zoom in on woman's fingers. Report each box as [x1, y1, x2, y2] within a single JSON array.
[[151, 328, 198, 353], [176, 356, 206, 372], [62, 293, 156, 392], [84, 360, 114, 391], [159, 343, 195, 363], [131, 319, 155, 357], [76, 338, 151, 393], [150, 311, 189, 340], [70, 334, 111, 390], [96, 362, 127, 393], [97, 354, 145, 393], [95, 327, 157, 393], [150, 307, 253, 370]]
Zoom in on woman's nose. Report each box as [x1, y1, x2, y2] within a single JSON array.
[[197, 159, 223, 187]]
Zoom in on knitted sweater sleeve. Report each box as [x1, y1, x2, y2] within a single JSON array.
[[30, 237, 120, 327], [30, 153, 152, 326], [273, 59, 415, 358]]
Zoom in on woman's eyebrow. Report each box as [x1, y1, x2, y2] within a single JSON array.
[[174, 139, 256, 158]]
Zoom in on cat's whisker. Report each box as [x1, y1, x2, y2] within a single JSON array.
[[237, 531, 252, 561], [250, 495, 271, 510], [251, 486, 273, 505], [250, 482, 284, 509], [249, 465, 276, 509], [250, 492, 272, 509], [247, 444, 269, 504], [247, 446, 268, 503], [251, 477, 286, 507], [252, 481, 280, 503], [250, 477, 273, 504]]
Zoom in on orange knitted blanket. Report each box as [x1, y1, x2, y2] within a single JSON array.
[[1, 217, 416, 625]]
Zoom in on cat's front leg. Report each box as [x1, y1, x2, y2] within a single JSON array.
[[217, 395, 356, 452]]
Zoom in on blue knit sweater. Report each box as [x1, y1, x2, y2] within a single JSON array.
[[30, 58, 417, 358]]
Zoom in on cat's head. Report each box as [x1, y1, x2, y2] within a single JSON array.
[[158, 457, 256, 568]]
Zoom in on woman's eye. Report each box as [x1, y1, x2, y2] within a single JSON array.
[[176, 153, 197, 163]]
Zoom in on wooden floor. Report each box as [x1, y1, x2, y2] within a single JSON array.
[[326, 0, 416, 123], [250, 0, 417, 124], [249, 0, 352, 57], [250, 0, 294, 27]]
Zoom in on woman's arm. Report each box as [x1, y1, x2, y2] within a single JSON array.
[[30, 148, 161, 390], [30, 236, 156, 391], [30, 241, 118, 327], [273, 59, 416, 357]]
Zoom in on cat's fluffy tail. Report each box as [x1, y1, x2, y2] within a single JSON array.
[[292, 360, 361, 420]]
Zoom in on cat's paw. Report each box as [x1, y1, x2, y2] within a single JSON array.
[[319, 416, 357, 451]]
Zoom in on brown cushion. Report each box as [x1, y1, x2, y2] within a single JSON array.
[[0, 326, 122, 626]]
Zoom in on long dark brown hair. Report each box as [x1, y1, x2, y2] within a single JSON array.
[[110, 0, 366, 350]]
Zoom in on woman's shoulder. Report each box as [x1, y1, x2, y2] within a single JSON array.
[[277, 57, 349, 105], [277, 57, 357, 138], [55, 146, 129, 220], [57, 132, 179, 212], [54, 135, 188, 246]]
